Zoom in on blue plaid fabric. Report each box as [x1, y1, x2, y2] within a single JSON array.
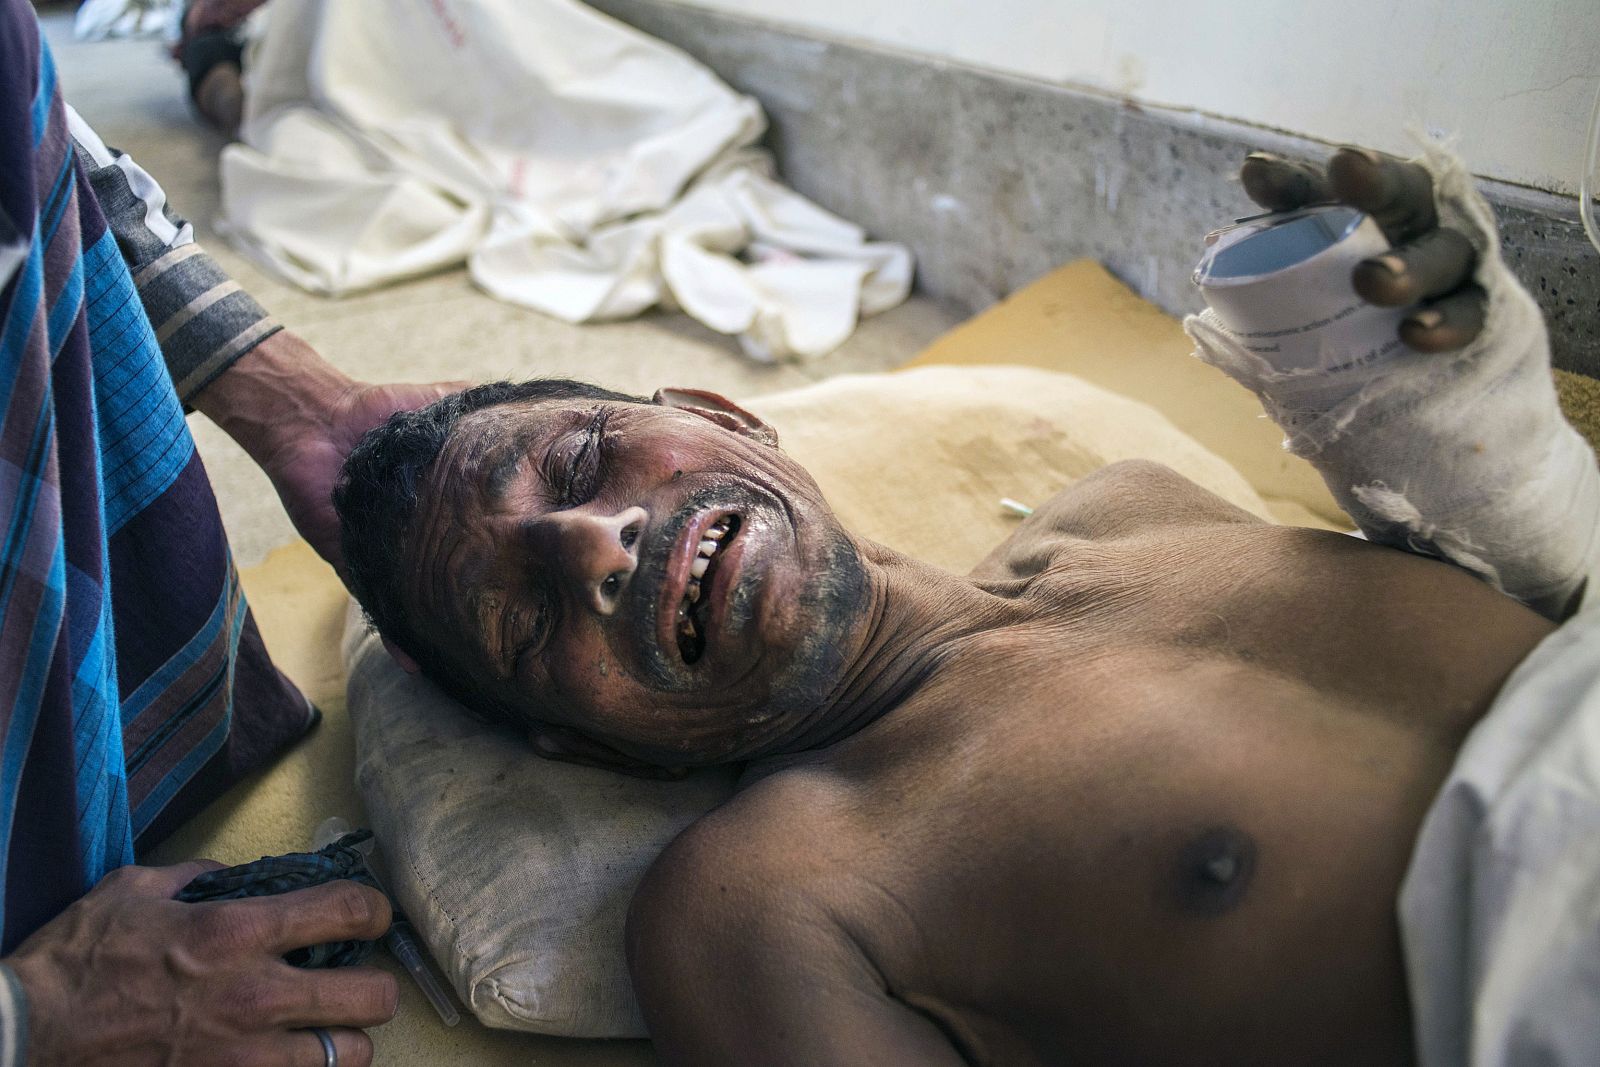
[[0, 0, 313, 954]]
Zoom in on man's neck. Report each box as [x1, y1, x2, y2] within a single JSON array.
[[768, 541, 1020, 756]]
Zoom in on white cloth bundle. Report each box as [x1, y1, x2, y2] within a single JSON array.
[[1186, 143, 1600, 619], [219, 0, 911, 360]]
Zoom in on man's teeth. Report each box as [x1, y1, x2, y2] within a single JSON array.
[[677, 518, 732, 633]]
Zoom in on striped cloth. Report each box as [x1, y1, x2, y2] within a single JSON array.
[[0, 7, 317, 1057], [66, 110, 284, 405]]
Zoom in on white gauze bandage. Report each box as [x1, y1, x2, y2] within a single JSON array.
[[1186, 143, 1600, 619]]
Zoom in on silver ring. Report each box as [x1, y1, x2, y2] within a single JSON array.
[[309, 1026, 337, 1067]]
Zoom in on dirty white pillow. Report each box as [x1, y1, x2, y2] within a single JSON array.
[[345, 365, 1269, 1037]]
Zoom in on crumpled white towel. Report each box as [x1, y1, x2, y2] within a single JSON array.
[[219, 0, 911, 360], [73, 0, 179, 41]]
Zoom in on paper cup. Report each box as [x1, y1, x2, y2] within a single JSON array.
[[1195, 205, 1409, 415]]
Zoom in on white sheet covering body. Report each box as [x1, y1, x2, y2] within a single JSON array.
[[220, 0, 911, 359], [1400, 602, 1600, 1067]]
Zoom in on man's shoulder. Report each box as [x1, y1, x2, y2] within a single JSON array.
[[969, 459, 1266, 581], [627, 766, 868, 966], [623, 771, 940, 1065]]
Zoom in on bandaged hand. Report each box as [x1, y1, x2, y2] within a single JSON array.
[[4, 861, 396, 1067], [1187, 144, 1600, 620]]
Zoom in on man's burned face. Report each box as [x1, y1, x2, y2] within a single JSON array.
[[404, 390, 870, 767]]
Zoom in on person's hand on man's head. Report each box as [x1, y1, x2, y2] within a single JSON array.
[[5, 861, 397, 1067], [170, 0, 266, 61], [1238, 147, 1487, 353], [262, 371, 471, 581], [189, 329, 468, 581]]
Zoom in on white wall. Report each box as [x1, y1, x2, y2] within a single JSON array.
[[671, 0, 1599, 196]]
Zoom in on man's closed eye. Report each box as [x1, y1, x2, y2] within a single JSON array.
[[511, 602, 552, 674], [547, 410, 610, 508]]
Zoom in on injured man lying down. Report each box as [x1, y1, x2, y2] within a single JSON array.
[[333, 147, 1600, 1066]]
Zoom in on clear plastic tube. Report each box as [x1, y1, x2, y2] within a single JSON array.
[[380, 920, 460, 1028], [1582, 78, 1600, 257]]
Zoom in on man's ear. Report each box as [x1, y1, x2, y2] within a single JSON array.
[[652, 387, 779, 448], [528, 723, 690, 781]]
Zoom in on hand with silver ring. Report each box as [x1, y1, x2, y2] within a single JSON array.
[[4, 863, 395, 1066]]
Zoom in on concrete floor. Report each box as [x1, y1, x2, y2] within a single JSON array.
[[41, 8, 957, 566]]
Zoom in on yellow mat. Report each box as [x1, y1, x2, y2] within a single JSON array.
[[907, 260, 1345, 530], [912, 259, 1599, 522]]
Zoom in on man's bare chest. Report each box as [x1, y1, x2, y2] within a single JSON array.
[[794, 637, 1437, 1063], [796, 529, 1550, 1060], [978, 522, 1551, 733]]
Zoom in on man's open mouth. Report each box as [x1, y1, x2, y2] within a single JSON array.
[[674, 515, 740, 664]]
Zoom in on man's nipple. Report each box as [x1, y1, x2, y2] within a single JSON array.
[[1171, 825, 1257, 916]]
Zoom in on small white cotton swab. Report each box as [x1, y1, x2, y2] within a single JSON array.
[[999, 498, 1034, 517]]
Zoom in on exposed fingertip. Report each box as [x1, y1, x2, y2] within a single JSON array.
[[328, 1027, 378, 1067], [350, 1029, 377, 1067], [1371, 254, 1405, 276], [1327, 147, 1383, 195], [360, 884, 394, 933], [1240, 154, 1316, 212], [1400, 311, 1473, 354], [1352, 257, 1411, 306], [1329, 148, 1438, 240], [312, 879, 393, 939], [361, 969, 402, 1022]]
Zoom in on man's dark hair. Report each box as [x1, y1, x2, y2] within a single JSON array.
[[334, 379, 646, 711]]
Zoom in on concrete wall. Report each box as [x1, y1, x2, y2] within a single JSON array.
[[590, 0, 1600, 375], [668, 0, 1600, 197]]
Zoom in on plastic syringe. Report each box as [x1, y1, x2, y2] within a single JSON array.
[[313, 818, 460, 1027]]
